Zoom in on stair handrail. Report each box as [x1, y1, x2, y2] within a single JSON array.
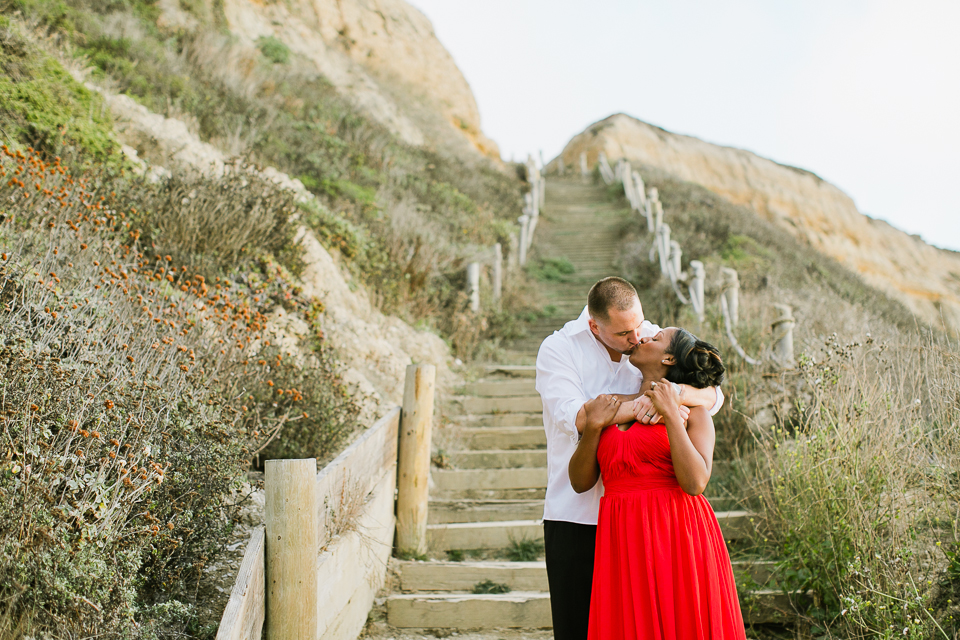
[[598, 156, 795, 367]]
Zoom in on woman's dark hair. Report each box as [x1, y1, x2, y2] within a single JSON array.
[[664, 329, 725, 388]]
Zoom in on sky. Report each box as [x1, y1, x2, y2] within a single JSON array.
[[408, 0, 960, 252]]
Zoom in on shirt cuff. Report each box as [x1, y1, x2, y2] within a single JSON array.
[[708, 386, 725, 416]]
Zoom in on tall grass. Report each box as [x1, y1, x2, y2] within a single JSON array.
[[756, 332, 960, 638]]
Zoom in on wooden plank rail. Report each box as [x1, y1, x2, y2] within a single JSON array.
[[215, 527, 265, 640], [216, 362, 428, 640]]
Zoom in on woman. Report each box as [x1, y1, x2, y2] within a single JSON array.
[[568, 327, 746, 640]]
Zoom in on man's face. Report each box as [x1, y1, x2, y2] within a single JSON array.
[[589, 299, 645, 356]]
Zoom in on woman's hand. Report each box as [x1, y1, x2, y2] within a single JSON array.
[[644, 379, 682, 422], [635, 394, 690, 425], [582, 394, 621, 432]]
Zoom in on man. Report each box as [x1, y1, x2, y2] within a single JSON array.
[[535, 277, 724, 640]]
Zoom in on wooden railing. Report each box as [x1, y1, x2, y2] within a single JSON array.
[[581, 151, 796, 368], [216, 364, 436, 639], [465, 154, 544, 313]]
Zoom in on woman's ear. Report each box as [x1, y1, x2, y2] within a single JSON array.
[[661, 354, 676, 366]]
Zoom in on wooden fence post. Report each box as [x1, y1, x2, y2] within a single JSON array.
[[518, 215, 530, 266], [492, 243, 503, 307], [265, 458, 319, 639], [669, 240, 683, 282], [721, 268, 740, 327], [689, 260, 705, 322], [467, 262, 480, 313], [580, 152, 588, 177], [396, 364, 436, 556], [772, 304, 796, 368], [633, 172, 646, 208]]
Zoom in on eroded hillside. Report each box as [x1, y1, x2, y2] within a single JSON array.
[[212, 0, 500, 162], [554, 113, 960, 332]]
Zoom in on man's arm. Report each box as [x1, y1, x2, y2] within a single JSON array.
[[536, 338, 589, 444], [635, 384, 723, 424]]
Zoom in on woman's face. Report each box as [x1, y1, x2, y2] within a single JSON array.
[[628, 327, 677, 369]]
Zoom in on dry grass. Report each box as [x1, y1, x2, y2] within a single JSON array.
[[754, 331, 960, 639]]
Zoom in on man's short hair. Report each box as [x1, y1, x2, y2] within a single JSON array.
[[588, 277, 639, 323]]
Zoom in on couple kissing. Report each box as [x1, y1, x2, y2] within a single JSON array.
[[535, 276, 746, 640]]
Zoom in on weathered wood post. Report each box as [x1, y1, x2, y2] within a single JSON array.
[[508, 232, 519, 269], [467, 262, 480, 313], [632, 171, 647, 213], [539, 175, 546, 208], [518, 215, 530, 266], [771, 304, 796, 368], [721, 268, 740, 327], [689, 260, 705, 322], [492, 242, 503, 307], [654, 223, 671, 273], [265, 458, 319, 639], [396, 364, 436, 556], [669, 240, 683, 282], [580, 152, 588, 177]]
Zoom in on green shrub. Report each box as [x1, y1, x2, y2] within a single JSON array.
[[526, 256, 575, 282], [0, 20, 120, 161], [256, 35, 289, 65], [506, 538, 544, 562]]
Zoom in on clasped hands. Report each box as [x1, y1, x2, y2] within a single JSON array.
[[582, 380, 689, 432]]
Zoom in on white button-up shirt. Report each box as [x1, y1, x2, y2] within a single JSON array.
[[535, 306, 724, 525]]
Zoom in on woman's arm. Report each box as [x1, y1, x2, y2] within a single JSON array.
[[568, 395, 620, 494], [647, 381, 715, 496]]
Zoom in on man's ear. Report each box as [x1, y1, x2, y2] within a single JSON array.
[[661, 354, 676, 366], [588, 318, 599, 336]]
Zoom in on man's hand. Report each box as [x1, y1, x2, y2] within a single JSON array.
[[582, 394, 621, 432], [634, 395, 689, 425]]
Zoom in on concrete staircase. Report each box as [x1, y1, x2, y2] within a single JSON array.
[[383, 178, 800, 633]]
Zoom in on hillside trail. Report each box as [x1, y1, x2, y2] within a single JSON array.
[[362, 177, 796, 639]]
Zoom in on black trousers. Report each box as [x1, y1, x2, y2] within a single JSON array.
[[543, 519, 597, 640]]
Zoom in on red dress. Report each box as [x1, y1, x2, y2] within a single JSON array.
[[588, 423, 746, 640]]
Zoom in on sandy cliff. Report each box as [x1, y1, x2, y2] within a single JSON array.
[[556, 113, 960, 331], [218, 0, 499, 163]]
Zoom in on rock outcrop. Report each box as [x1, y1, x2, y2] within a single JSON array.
[[218, 0, 499, 163], [556, 113, 960, 331]]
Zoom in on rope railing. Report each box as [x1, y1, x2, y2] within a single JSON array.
[[465, 154, 545, 314], [596, 155, 795, 368]]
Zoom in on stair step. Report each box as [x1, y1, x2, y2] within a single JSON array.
[[431, 487, 546, 501], [428, 519, 543, 551], [433, 468, 547, 491], [716, 510, 755, 541], [386, 588, 798, 628], [447, 449, 547, 469], [442, 427, 545, 450], [428, 499, 544, 524], [461, 380, 537, 397], [481, 364, 536, 378], [386, 591, 552, 629], [398, 560, 547, 592], [395, 559, 777, 592], [453, 395, 543, 414], [445, 413, 543, 427]]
